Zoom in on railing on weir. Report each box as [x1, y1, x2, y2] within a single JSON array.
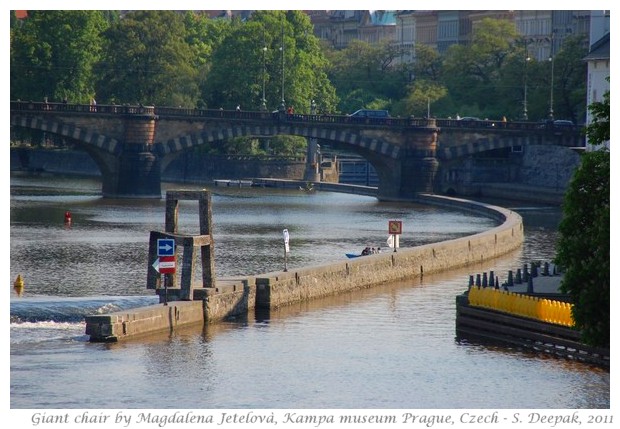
[[10, 100, 582, 133]]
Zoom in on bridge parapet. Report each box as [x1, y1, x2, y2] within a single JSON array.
[[10, 100, 155, 116]]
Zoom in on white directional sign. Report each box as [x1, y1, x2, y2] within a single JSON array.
[[283, 229, 290, 253]]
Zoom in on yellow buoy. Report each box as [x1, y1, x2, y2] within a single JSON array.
[[14, 274, 24, 296]]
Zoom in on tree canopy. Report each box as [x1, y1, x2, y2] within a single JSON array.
[[555, 88, 610, 347], [95, 11, 199, 106], [11, 11, 591, 152], [11, 10, 112, 103], [203, 11, 337, 113]]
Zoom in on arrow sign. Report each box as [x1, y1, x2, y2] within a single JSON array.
[[152, 256, 176, 274], [157, 238, 175, 256]]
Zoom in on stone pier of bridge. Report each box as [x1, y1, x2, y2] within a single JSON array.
[[104, 107, 162, 198]]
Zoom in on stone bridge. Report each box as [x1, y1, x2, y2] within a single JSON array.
[[10, 101, 584, 200]]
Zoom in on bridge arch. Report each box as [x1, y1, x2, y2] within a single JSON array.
[[153, 124, 404, 195], [10, 114, 121, 156], [153, 124, 400, 159]]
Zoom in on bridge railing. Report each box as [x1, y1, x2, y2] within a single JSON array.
[[153, 106, 424, 127], [10, 100, 155, 115], [10, 101, 583, 133]]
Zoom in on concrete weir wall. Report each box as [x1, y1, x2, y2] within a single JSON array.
[[254, 194, 523, 308], [86, 194, 524, 341]]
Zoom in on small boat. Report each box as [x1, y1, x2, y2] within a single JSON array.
[[346, 253, 362, 258]]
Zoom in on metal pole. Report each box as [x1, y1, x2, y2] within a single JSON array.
[[280, 15, 285, 112], [523, 43, 530, 121], [163, 274, 168, 306], [549, 32, 555, 120], [549, 56, 555, 120], [261, 29, 267, 111]]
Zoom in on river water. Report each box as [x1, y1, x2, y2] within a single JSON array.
[[7, 175, 609, 418]]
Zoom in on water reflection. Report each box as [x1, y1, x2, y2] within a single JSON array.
[[9, 175, 609, 409]]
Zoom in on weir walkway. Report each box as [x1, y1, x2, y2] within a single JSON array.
[[85, 187, 525, 342]]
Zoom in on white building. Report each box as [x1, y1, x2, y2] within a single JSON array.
[[583, 30, 610, 150]]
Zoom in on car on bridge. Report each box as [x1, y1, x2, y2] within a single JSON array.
[[347, 109, 391, 124], [537, 119, 575, 129], [349, 109, 390, 118]]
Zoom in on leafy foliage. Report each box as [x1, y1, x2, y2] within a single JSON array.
[[326, 39, 411, 114], [10, 12, 590, 152], [584, 84, 610, 145], [11, 10, 111, 103], [203, 11, 337, 113], [555, 89, 610, 347], [95, 11, 199, 106]]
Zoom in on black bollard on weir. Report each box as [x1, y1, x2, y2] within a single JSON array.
[[527, 276, 534, 293]]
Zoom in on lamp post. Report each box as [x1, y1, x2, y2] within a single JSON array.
[[548, 31, 555, 120], [305, 99, 320, 182], [279, 16, 286, 113], [522, 50, 531, 121], [260, 30, 267, 111]]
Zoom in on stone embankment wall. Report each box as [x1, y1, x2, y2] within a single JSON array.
[[251, 194, 523, 309], [9, 148, 309, 182]]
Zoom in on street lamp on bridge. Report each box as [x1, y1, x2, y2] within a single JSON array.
[[522, 47, 531, 121], [260, 30, 267, 111], [279, 15, 286, 113], [548, 30, 556, 121]]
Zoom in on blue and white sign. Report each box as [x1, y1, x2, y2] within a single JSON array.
[[157, 238, 175, 256]]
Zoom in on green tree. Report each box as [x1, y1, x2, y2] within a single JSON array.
[[403, 80, 447, 118], [10, 10, 111, 103], [412, 43, 443, 82], [203, 10, 337, 113], [584, 83, 610, 144], [183, 12, 230, 108], [555, 89, 610, 347], [442, 18, 520, 118], [327, 39, 410, 114], [547, 34, 588, 123], [96, 11, 199, 106]]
